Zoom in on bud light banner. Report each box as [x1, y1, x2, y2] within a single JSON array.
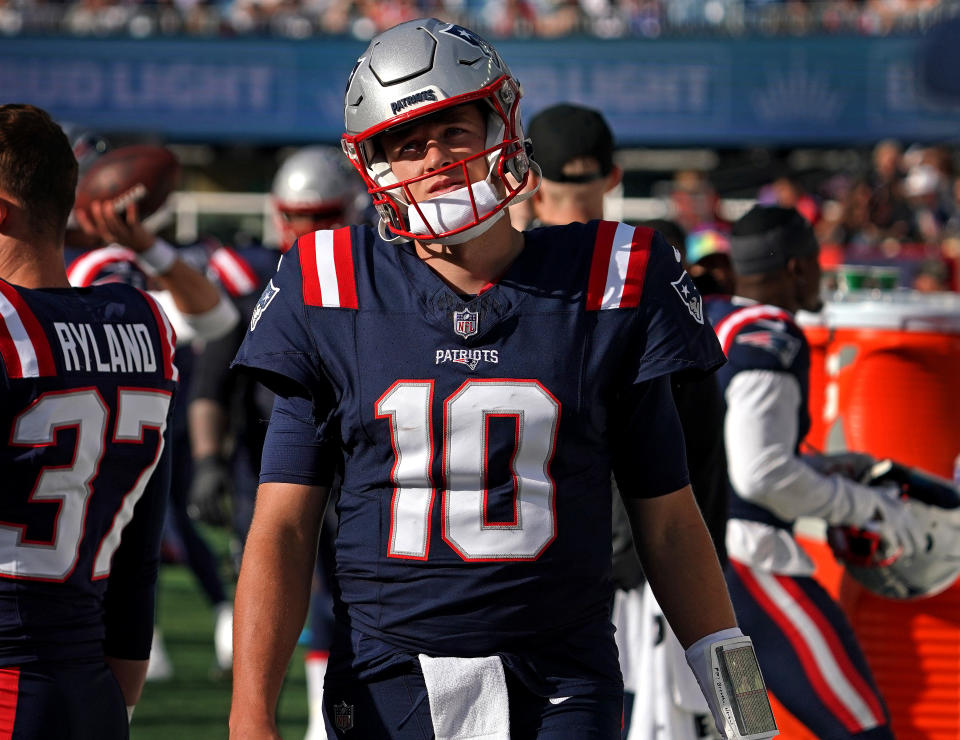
[[1, 33, 957, 145]]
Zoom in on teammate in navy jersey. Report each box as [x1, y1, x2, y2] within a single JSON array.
[[186, 146, 369, 738], [707, 205, 924, 739], [523, 102, 730, 740], [228, 19, 767, 740], [0, 104, 177, 737], [66, 162, 241, 680]]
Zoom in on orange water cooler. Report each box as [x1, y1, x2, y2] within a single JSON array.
[[796, 292, 960, 740], [796, 309, 829, 453]]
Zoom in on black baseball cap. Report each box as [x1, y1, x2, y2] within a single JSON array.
[[729, 205, 818, 276], [527, 104, 615, 184]]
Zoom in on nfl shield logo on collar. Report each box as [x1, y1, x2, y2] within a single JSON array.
[[453, 307, 479, 338], [333, 700, 354, 732]]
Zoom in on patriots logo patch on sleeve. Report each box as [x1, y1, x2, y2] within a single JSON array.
[[670, 270, 704, 324], [735, 329, 802, 367], [249, 279, 279, 332]]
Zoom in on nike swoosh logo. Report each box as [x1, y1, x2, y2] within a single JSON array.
[[549, 696, 571, 705]]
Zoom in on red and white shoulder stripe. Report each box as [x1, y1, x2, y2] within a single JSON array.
[[66, 246, 138, 287], [298, 227, 358, 309], [208, 246, 261, 298], [585, 222, 653, 311], [713, 304, 795, 356], [137, 290, 179, 382], [0, 281, 56, 379]]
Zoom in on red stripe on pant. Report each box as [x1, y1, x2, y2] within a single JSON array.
[[731, 561, 868, 733], [0, 667, 20, 739]]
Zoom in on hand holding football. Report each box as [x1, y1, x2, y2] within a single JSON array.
[[74, 145, 180, 220]]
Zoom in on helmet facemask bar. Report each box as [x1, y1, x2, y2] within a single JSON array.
[[342, 76, 530, 244]]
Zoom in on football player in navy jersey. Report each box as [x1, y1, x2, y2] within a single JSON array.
[[523, 103, 730, 740], [707, 205, 923, 739], [187, 146, 368, 736], [67, 165, 241, 681], [229, 19, 770, 740], [0, 104, 177, 737]]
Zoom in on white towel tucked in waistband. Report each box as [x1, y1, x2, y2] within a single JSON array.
[[418, 654, 510, 740]]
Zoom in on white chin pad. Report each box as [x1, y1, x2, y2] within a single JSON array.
[[407, 180, 500, 236]]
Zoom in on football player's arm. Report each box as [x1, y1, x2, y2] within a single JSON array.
[[186, 322, 249, 522], [623, 488, 737, 647], [230, 394, 334, 739], [102, 420, 172, 709], [612, 375, 736, 647], [725, 369, 894, 528], [77, 200, 239, 335]]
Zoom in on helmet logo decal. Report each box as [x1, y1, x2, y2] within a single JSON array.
[[390, 88, 438, 116], [453, 307, 479, 338], [441, 24, 496, 59]]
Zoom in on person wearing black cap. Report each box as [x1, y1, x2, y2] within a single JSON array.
[[524, 103, 731, 740], [516, 103, 622, 229], [706, 205, 922, 740]]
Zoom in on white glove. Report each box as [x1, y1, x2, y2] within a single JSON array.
[[863, 485, 923, 560]]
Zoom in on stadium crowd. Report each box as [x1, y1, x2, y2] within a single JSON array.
[[0, 0, 952, 38], [650, 139, 960, 293]]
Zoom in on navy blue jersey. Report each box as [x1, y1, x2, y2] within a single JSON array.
[[233, 221, 724, 693], [64, 245, 149, 291], [0, 278, 177, 666], [707, 297, 811, 528], [207, 243, 278, 300]]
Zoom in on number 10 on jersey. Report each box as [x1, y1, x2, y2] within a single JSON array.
[[376, 379, 560, 562]]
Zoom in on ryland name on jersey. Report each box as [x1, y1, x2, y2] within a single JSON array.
[[53, 321, 158, 374]]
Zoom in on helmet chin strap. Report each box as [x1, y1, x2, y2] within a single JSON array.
[[396, 162, 541, 246], [407, 180, 500, 242]]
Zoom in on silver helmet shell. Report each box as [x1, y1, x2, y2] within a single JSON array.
[[60, 122, 111, 176], [341, 18, 531, 244], [270, 145, 367, 251], [828, 459, 960, 600]]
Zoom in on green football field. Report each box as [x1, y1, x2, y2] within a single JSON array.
[[131, 526, 310, 740]]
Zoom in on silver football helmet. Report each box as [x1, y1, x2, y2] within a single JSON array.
[[271, 145, 368, 252], [828, 459, 960, 600], [60, 123, 111, 175], [341, 18, 533, 244]]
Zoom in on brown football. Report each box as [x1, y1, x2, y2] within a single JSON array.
[[74, 145, 180, 220]]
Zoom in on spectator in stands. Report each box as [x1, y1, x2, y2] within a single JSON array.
[[759, 173, 821, 226], [670, 169, 727, 235], [911, 258, 950, 292], [904, 162, 950, 245], [867, 139, 913, 244], [824, 177, 878, 251], [944, 176, 960, 238], [684, 225, 735, 296]]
